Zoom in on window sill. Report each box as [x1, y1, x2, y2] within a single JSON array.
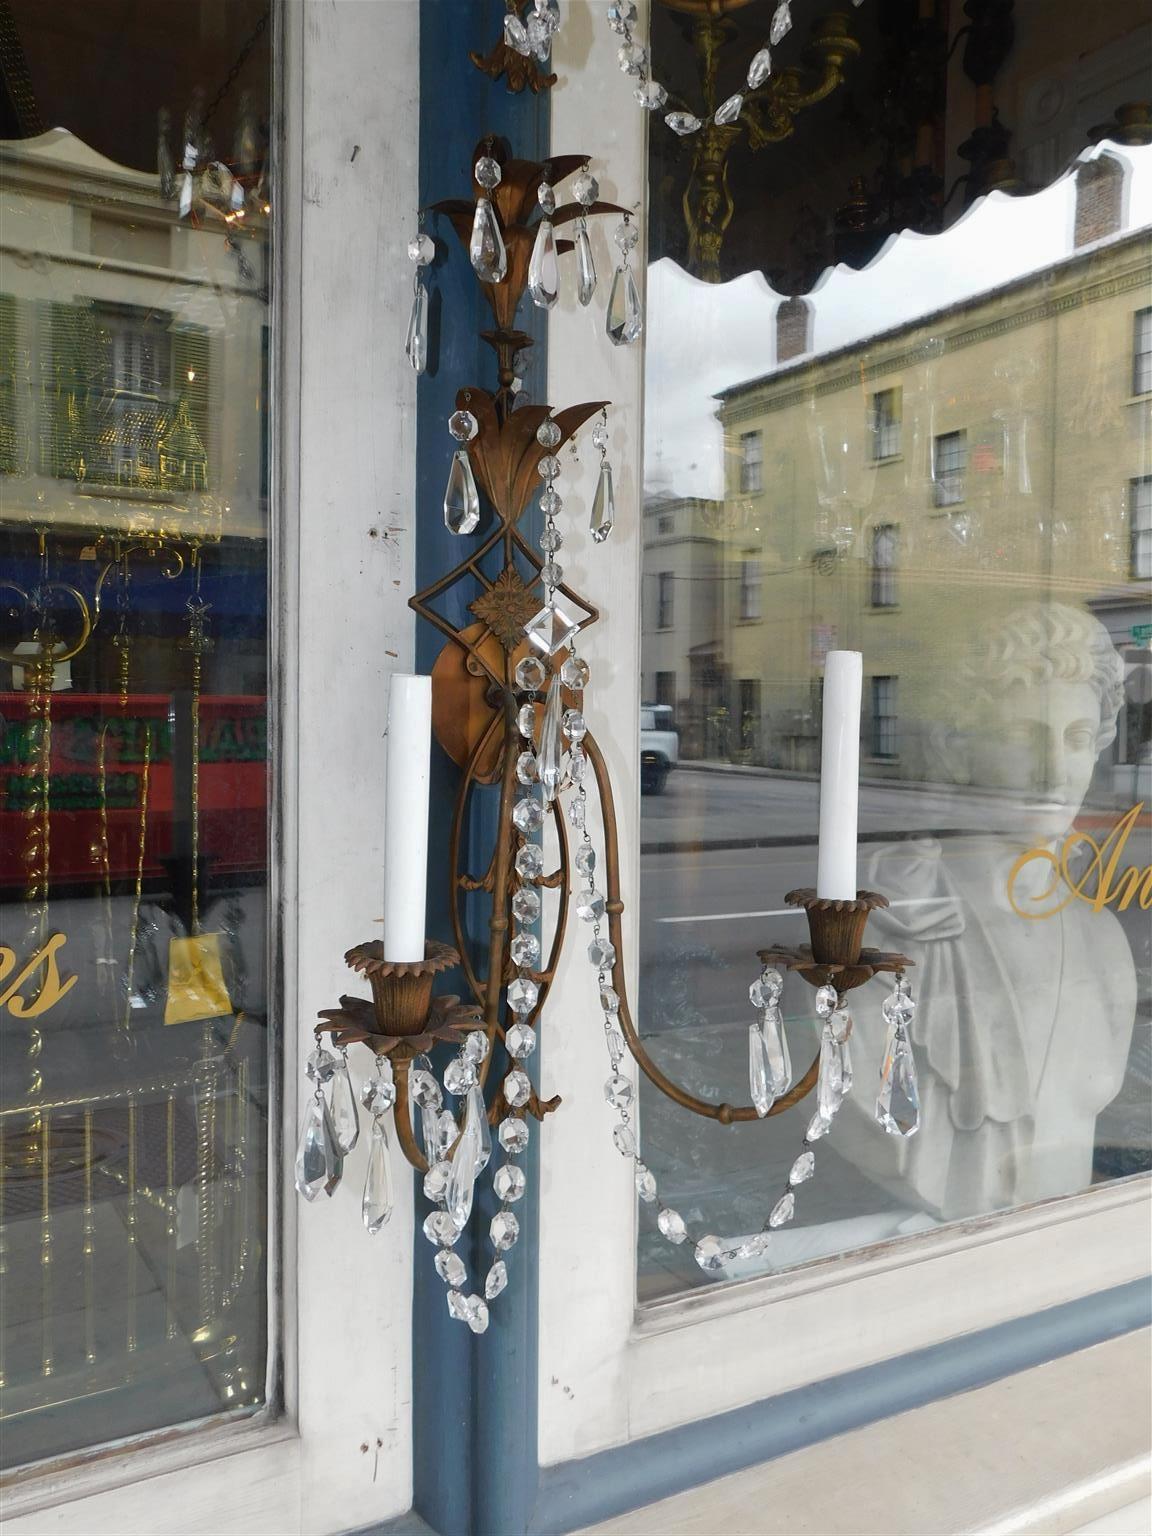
[[866, 454, 904, 468], [865, 605, 901, 614]]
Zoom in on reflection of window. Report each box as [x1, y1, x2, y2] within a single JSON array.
[[738, 556, 762, 620], [870, 524, 898, 607], [654, 671, 676, 707], [871, 675, 898, 757], [656, 571, 674, 629], [1132, 477, 1152, 578], [739, 429, 763, 493], [933, 430, 967, 506], [657, 512, 674, 534], [1134, 308, 1152, 395], [871, 388, 901, 460], [0, 294, 15, 474]]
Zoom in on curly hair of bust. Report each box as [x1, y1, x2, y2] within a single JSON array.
[[959, 602, 1125, 751]]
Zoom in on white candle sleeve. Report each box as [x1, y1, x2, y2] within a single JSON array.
[[816, 651, 862, 902], [382, 673, 432, 963]]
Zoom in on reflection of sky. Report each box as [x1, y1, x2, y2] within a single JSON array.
[[644, 143, 1152, 501]]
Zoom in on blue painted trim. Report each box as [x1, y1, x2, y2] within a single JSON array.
[[526, 1277, 1152, 1535]]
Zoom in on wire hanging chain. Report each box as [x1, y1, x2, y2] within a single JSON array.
[[202, 7, 270, 128]]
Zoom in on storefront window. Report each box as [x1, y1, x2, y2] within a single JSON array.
[[637, 2, 1151, 1300], [0, 1, 273, 1464]]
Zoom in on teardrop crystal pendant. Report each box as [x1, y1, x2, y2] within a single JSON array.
[[590, 461, 615, 543], [406, 282, 428, 374], [528, 217, 559, 308], [606, 264, 643, 346], [446, 1105, 481, 1228], [470, 195, 507, 283], [576, 222, 597, 307], [294, 1096, 328, 1201], [761, 1002, 792, 1099], [817, 1025, 849, 1123], [468, 1083, 492, 1172], [748, 1023, 773, 1118], [876, 1023, 921, 1138], [362, 1117, 393, 1233], [329, 1059, 360, 1154], [444, 450, 480, 535], [538, 673, 566, 801]]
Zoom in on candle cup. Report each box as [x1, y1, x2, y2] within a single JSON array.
[[758, 889, 908, 997], [344, 938, 460, 1039]]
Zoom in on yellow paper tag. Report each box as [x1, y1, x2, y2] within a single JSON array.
[[164, 933, 232, 1025]]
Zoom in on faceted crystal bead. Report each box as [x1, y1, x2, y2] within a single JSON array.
[[604, 1073, 634, 1109], [537, 180, 557, 216], [470, 196, 507, 282], [362, 1118, 393, 1232], [604, 1014, 626, 1065], [588, 935, 616, 969], [591, 420, 609, 451], [361, 1068, 397, 1116], [561, 654, 590, 691], [634, 1163, 657, 1202], [536, 417, 562, 450], [423, 1158, 451, 1201], [510, 931, 541, 968], [518, 702, 538, 738], [573, 170, 599, 206], [494, 1163, 527, 1203], [814, 984, 838, 1017], [737, 1233, 772, 1260], [567, 797, 586, 831], [748, 1022, 774, 1118], [490, 1210, 520, 1250], [606, 0, 637, 30], [600, 983, 620, 1012], [507, 975, 539, 1014], [749, 966, 783, 1008], [406, 282, 428, 374], [499, 1116, 530, 1153], [504, 1069, 532, 1108], [294, 1097, 329, 1201], [539, 522, 563, 551], [444, 1056, 477, 1096], [409, 1067, 442, 1109], [474, 155, 502, 189], [541, 560, 563, 590], [525, 601, 581, 656], [614, 219, 640, 255], [506, 1022, 537, 1059], [436, 1249, 467, 1286], [618, 41, 647, 75], [513, 796, 544, 834], [806, 1111, 829, 1142], [504, 11, 530, 53], [464, 1030, 490, 1065], [606, 266, 643, 346], [590, 461, 616, 541], [329, 1061, 360, 1153], [574, 844, 596, 878], [408, 233, 435, 265], [465, 1296, 490, 1334], [665, 112, 703, 135], [577, 889, 605, 923], [769, 1191, 795, 1228], [568, 748, 586, 783], [882, 990, 916, 1030], [612, 1123, 636, 1157], [511, 887, 541, 925], [789, 1150, 815, 1185], [515, 843, 544, 881], [876, 1024, 921, 1138], [447, 1290, 469, 1321], [485, 1260, 508, 1300], [423, 1210, 461, 1246], [658, 1207, 687, 1244], [714, 92, 743, 125], [635, 79, 668, 110], [448, 409, 478, 441], [537, 453, 561, 481], [444, 450, 480, 535], [515, 655, 547, 690], [306, 1046, 339, 1083], [562, 708, 587, 742], [770, 1, 792, 46], [525, 10, 551, 60], [747, 47, 772, 88], [528, 218, 559, 309], [446, 1105, 481, 1227], [538, 675, 566, 802], [694, 1234, 727, 1273], [575, 222, 596, 307]]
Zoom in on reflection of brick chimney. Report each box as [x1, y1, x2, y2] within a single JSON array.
[[1073, 155, 1124, 248], [776, 297, 813, 363]]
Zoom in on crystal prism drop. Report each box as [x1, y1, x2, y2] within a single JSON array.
[[468, 1084, 492, 1171], [747, 47, 772, 88], [470, 195, 507, 282], [406, 281, 428, 373], [446, 1106, 481, 1228], [817, 1026, 848, 1122], [528, 217, 559, 308], [362, 1118, 393, 1233], [590, 461, 615, 543], [321, 1101, 344, 1196], [329, 1061, 360, 1153], [485, 1260, 508, 1300], [525, 601, 581, 656], [504, 12, 530, 53], [876, 1025, 921, 1137], [576, 223, 597, 307], [294, 1097, 328, 1201], [714, 93, 743, 125], [748, 1022, 773, 1118], [789, 1150, 815, 1185], [761, 1002, 792, 1098], [444, 450, 480, 535], [538, 676, 566, 802], [770, 1, 792, 45], [606, 264, 643, 346]]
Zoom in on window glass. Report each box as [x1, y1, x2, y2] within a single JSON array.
[[637, 1, 1151, 1300], [0, 0, 273, 1463]]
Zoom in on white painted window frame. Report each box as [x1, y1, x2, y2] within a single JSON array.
[[538, 0, 1151, 1471], [5, 4, 420, 1530]]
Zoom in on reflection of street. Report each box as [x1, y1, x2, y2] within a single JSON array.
[[636, 766, 1152, 1299]]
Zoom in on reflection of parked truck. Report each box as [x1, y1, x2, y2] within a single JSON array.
[[640, 704, 678, 795]]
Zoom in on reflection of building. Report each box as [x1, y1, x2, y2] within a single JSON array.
[[702, 228, 1151, 791]]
